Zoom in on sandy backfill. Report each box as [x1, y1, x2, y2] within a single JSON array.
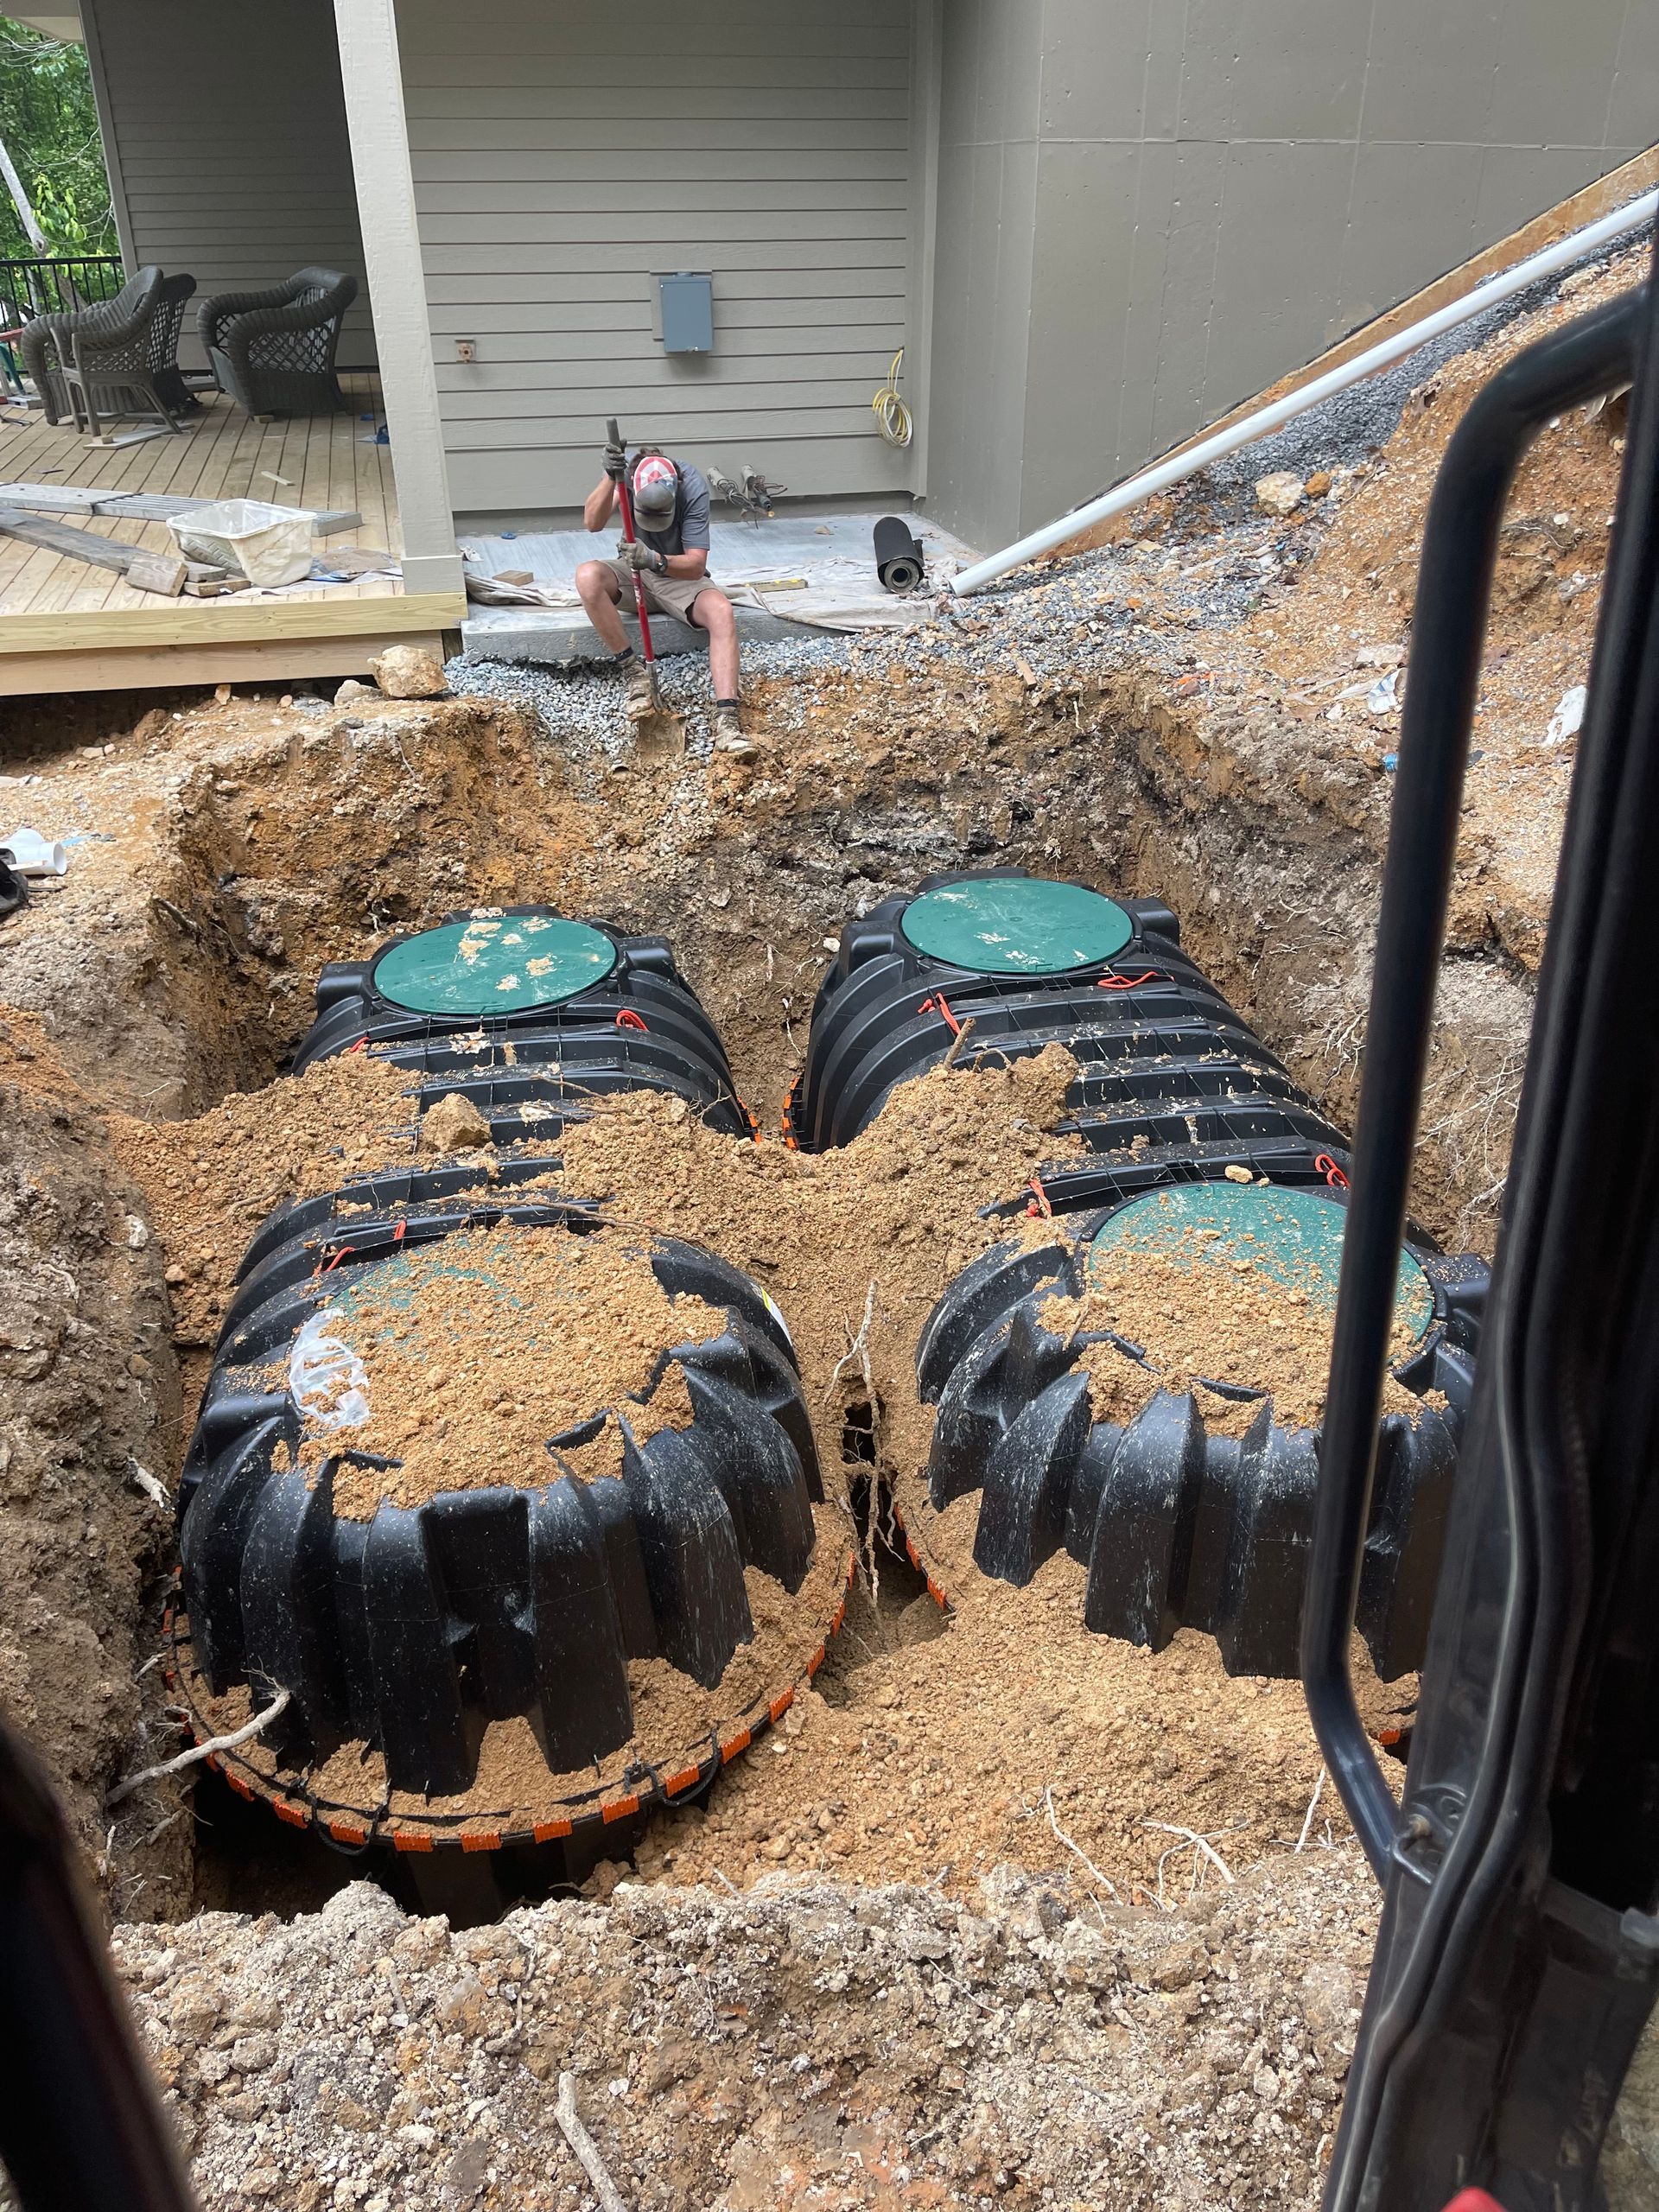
[[286, 1222, 727, 1513], [106, 1034, 1426, 1887]]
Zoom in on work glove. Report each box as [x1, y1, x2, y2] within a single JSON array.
[[618, 539, 667, 575], [603, 435, 626, 480]]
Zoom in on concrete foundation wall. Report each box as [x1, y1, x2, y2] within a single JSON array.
[[83, 0, 377, 372], [928, 0, 1658, 550]]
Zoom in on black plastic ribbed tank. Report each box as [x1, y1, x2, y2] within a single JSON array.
[[178, 1198, 821, 1798], [786, 870, 1351, 1189], [298, 906, 752, 1141], [915, 1179, 1488, 1680]]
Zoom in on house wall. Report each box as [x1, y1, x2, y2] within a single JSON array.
[[393, 0, 923, 519], [930, 0, 1658, 550], [82, 0, 376, 371]]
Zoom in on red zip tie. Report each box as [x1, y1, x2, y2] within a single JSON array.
[[1097, 970, 1158, 992], [615, 1007, 648, 1033], [347, 1037, 367, 1053], [1026, 1174, 1053, 1219], [320, 1243, 355, 1274], [1314, 1153, 1351, 1190], [393, 1219, 407, 1246], [918, 992, 962, 1036]]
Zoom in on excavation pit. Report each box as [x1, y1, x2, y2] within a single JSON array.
[[0, 673, 1522, 1922]]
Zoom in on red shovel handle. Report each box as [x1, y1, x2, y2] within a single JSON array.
[[607, 415, 655, 668]]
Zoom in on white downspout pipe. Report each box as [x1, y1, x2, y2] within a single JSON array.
[[950, 190, 1658, 598]]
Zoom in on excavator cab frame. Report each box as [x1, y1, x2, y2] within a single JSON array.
[[1306, 226, 1659, 2210]]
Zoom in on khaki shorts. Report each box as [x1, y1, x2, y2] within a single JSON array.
[[600, 556, 722, 626]]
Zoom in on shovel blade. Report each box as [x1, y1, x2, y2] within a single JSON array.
[[631, 706, 687, 763]]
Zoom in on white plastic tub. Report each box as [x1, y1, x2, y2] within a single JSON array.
[[168, 499, 315, 587]]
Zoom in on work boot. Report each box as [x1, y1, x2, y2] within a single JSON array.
[[623, 661, 657, 721], [712, 705, 759, 761]]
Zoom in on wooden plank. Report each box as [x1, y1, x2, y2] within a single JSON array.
[[423, 241, 908, 275], [0, 631, 447, 697], [423, 271, 909, 309], [418, 210, 909, 246], [126, 552, 188, 597], [408, 118, 908, 153], [444, 401, 880, 446], [0, 591, 462, 654], [0, 506, 147, 575], [435, 357, 903, 397], [411, 148, 909, 183], [421, 179, 909, 214]]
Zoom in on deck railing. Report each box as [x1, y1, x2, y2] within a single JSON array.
[[0, 254, 126, 323]]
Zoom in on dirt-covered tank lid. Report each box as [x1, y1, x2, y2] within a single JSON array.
[[372, 912, 618, 1015], [899, 877, 1134, 976], [1090, 1180, 1433, 1343]]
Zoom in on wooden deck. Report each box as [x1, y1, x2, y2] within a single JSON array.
[[0, 374, 462, 694]]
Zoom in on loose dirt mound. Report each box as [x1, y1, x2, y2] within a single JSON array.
[[102, 1037, 1410, 1896], [112, 1858, 1379, 2211], [290, 1224, 725, 1510]]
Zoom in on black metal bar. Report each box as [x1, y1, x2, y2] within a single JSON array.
[[1319, 241, 1659, 2212], [0, 255, 124, 321], [0, 1713, 198, 2212], [1300, 284, 1647, 1881]]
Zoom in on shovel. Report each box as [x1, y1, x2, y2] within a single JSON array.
[[607, 416, 686, 761]]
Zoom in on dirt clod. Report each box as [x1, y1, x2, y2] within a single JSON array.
[[417, 1089, 492, 1154]]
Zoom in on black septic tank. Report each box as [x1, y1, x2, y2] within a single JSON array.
[[787, 869, 1351, 1190], [916, 1172, 1487, 1681], [299, 906, 753, 1141], [796, 869, 1488, 1680], [174, 918, 827, 1841], [179, 1207, 820, 1800]]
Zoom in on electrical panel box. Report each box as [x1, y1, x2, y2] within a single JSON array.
[[658, 271, 715, 354]]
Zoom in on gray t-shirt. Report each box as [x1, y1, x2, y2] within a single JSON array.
[[626, 453, 711, 561]]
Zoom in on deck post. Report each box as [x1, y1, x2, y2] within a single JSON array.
[[332, 0, 464, 598]]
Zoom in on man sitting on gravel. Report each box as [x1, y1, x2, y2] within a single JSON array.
[[577, 436, 753, 757]]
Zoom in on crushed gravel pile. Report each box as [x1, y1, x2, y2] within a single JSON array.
[[113, 1855, 1377, 2211]]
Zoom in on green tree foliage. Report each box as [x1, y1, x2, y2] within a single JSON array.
[[0, 15, 116, 261]]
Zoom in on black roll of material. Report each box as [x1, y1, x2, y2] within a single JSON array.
[[874, 514, 925, 594]]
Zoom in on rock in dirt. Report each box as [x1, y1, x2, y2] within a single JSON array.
[[333, 677, 375, 705], [1255, 472, 1306, 517], [369, 645, 447, 700], [418, 1090, 493, 1154]]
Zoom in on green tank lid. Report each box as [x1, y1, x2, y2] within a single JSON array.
[[1090, 1180, 1433, 1342], [899, 877, 1135, 976], [372, 913, 618, 1017]]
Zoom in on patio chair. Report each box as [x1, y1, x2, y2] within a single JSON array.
[[197, 267, 358, 418], [60, 270, 198, 438], [18, 264, 163, 426]]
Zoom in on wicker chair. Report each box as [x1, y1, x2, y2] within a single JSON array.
[[198, 267, 358, 418], [60, 270, 198, 438], [19, 265, 164, 427]]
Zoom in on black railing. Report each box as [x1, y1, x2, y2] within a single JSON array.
[[0, 255, 125, 326]]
